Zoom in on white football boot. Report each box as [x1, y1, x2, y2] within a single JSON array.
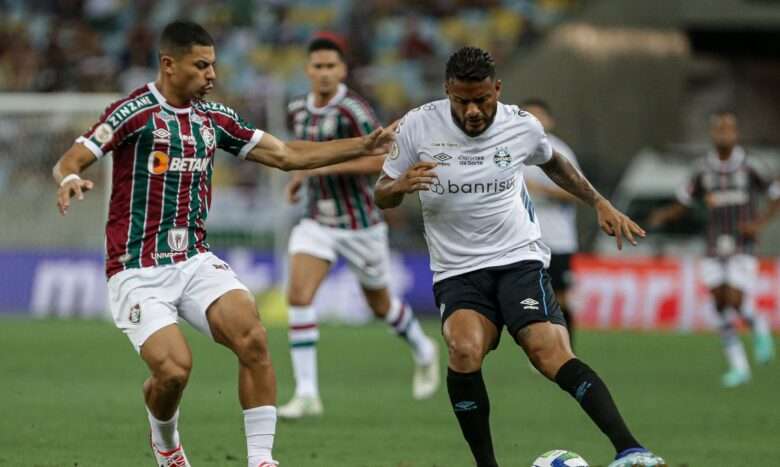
[[277, 395, 323, 419], [608, 448, 667, 467], [413, 340, 440, 400], [151, 440, 191, 467]]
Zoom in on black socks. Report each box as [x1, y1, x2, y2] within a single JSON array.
[[555, 358, 641, 454], [447, 368, 498, 467]]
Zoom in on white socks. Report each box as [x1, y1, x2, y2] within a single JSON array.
[[385, 298, 435, 365], [244, 406, 277, 466], [718, 311, 750, 374], [147, 407, 180, 451], [288, 305, 319, 398]]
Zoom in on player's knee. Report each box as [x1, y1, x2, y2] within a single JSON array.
[[447, 337, 484, 372], [232, 324, 272, 367], [156, 359, 192, 392]]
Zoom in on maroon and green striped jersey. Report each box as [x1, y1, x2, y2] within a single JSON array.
[[287, 84, 383, 230], [676, 147, 780, 257], [77, 82, 263, 278]]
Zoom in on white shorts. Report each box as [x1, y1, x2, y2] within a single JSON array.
[[107, 252, 249, 352], [288, 219, 390, 289], [699, 254, 758, 291]]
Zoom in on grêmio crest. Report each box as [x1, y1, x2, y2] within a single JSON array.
[[493, 147, 511, 168]]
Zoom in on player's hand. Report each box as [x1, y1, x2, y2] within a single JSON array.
[[395, 162, 438, 194], [361, 122, 398, 155], [285, 172, 306, 204], [595, 198, 646, 250], [57, 177, 94, 216]]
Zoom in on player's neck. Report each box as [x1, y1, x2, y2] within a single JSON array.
[[155, 79, 191, 108], [312, 87, 339, 108], [716, 146, 734, 160]]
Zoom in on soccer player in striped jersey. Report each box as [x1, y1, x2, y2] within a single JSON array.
[[376, 47, 665, 467], [52, 21, 394, 467], [650, 111, 780, 387], [278, 37, 439, 419]]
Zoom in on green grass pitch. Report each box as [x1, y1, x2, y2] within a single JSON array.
[[1, 318, 777, 466]]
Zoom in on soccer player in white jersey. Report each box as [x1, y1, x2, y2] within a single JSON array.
[[52, 21, 394, 467], [522, 98, 580, 348], [375, 47, 665, 467], [278, 37, 439, 419], [650, 111, 779, 387]]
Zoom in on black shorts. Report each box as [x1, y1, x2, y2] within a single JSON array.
[[547, 253, 573, 292], [433, 260, 567, 346]]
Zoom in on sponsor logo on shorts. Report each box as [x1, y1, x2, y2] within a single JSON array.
[[129, 303, 141, 324], [212, 263, 230, 271], [439, 303, 446, 317], [520, 298, 539, 310]]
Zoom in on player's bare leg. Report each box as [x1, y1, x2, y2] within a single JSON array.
[[279, 253, 331, 418], [364, 286, 439, 399], [443, 309, 499, 467], [725, 285, 774, 365], [516, 322, 664, 466], [711, 286, 751, 387], [141, 324, 193, 466], [207, 289, 278, 466]]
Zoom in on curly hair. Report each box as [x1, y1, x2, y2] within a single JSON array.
[[445, 46, 495, 82]]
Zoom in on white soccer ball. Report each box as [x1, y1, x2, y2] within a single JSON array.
[[532, 449, 589, 467]]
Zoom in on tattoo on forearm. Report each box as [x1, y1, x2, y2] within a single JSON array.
[[539, 153, 603, 206]]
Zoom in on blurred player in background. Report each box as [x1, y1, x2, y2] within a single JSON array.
[[650, 111, 779, 387], [278, 37, 439, 419], [53, 21, 394, 467], [376, 46, 665, 467], [522, 98, 580, 348]]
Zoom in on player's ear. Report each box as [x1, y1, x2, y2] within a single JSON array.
[[159, 53, 175, 76], [494, 79, 502, 99], [444, 80, 450, 96]]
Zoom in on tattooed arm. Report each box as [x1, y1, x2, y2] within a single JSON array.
[[538, 151, 646, 249]]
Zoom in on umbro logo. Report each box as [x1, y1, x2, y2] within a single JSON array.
[[454, 400, 477, 412], [433, 153, 452, 162], [520, 298, 539, 310], [152, 128, 170, 140]]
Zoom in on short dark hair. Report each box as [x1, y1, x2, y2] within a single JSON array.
[[445, 46, 495, 82], [308, 37, 344, 60], [521, 98, 551, 114], [159, 20, 214, 57]]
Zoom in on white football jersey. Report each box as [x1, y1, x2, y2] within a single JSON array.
[[523, 134, 580, 254], [383, 99, 553, 283]]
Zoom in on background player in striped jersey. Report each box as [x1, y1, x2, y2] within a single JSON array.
[[52, 21, 394, 467], [522, 98, 581, 349], [375, 47, 664, 467], [650, 111, 780, 387], [278, 37, 439, 419]]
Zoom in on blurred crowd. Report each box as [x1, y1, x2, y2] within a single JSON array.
[[0, 0, 578, 248], [0, 0, 578, 121]]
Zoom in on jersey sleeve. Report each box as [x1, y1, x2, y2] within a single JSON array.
[[340, 98, 381, 137], [75, 98, 147, 159], [382, 112, 418, 179], [522, 115, 553, 166], [747, 162, 780, 200], [676, 170, 704, 206], [208, 103, 264, 159]]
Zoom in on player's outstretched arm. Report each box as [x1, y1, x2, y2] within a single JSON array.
[[53, 143, 97, 216], [647, 202, 688, 229], [246, 126, 394, 171], [375, 162, 438, 209], [539, 151, 645, 249]]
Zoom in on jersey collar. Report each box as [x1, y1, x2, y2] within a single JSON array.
[[707, 146, 745, 172], [306, 84, 347, 115], [148, 82, 192, 114]]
